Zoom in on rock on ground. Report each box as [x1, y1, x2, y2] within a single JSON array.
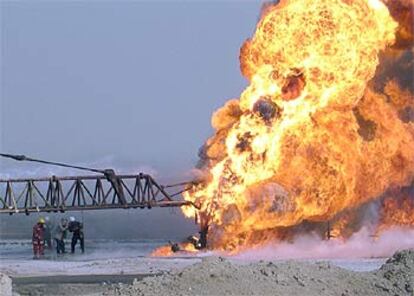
[[105, 249, 414, 296], [0, 273, 12, 296]]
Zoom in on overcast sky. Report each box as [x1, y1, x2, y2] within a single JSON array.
[[0, 1, 264, 238]]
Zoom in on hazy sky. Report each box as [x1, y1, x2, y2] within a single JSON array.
[[1, 0, 263, 180], [0, 1, 264, 238]]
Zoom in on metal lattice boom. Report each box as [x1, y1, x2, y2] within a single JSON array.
[[0, 173, 193, 215]]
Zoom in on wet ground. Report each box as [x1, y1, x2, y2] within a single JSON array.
[[13, 274, 154, 296]]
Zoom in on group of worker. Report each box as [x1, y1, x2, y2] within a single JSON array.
[[32, 216, 84, 259]]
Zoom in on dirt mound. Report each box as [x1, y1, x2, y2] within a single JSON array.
[[375, 249, 414, 295], [106, 249, 414, 296]]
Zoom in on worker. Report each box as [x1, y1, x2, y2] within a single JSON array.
[[53, 218, 69, 254], [68, 216, 84, 253], [32, 217, 45, 259], [43, 216, 53, 250]]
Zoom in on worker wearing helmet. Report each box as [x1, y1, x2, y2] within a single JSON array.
[[32, 217, 46, 259], [68, 216, 84, 253], [53, 218, 69, 255]]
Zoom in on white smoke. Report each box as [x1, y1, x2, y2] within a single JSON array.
[[232, 227, 414, 260]]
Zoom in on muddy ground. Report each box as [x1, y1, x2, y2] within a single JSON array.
[[11, 274, 158, 296]]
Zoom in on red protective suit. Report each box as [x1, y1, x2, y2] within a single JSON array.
[[32, 223, 45, 259]]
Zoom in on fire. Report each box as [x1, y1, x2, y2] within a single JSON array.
[[151, 243, 197, 257], [183, 0, 414, 251], [377, 190, 414, 233], [329, 211, 360, 240]]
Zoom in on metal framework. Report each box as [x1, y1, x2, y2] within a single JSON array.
[[0, 173, 193, 215]]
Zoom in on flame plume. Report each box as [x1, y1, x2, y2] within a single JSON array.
[[183, 0, 414, 251], [378, 190, 414, 233]]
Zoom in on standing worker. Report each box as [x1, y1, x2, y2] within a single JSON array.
[[32, 218, 45, 259], [68, 216, 84, 253], [53, 218, 69, 254], [43, 216, 53, 250]]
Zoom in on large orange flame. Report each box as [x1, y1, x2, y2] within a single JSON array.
[[183, 0, 414, 251], [377, 188, 414, 233]]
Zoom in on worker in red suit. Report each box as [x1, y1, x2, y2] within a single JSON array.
[[32, 217, 46, 259]]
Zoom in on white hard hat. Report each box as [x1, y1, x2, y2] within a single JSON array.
[[69, 216, 76, 222], [45, 216, 50, 221]]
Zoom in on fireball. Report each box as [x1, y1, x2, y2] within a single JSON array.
[[183, 0, 414, 251]]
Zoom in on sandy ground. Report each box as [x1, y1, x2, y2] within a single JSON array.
[[1, 238, 412, 296], [106, 249, 414, 296], [1, 254, 200, 296], [2, 252, 408, 296], [1, 255, 388, 277], [8, 251, 407, 296], [1, 256, 201, 277]]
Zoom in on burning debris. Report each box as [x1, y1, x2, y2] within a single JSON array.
[[180, 0, 414, 252]]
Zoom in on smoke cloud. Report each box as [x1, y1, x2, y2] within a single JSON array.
[[233, 228, 414, 260]]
